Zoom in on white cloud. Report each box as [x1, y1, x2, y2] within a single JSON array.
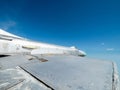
[[106, 48, 115, 51]]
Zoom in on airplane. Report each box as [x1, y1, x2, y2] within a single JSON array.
[[0, 29, 86, 57], [0, 29, 119, 90]]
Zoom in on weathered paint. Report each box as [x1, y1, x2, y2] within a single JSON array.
[[0, 55, 119, 90]]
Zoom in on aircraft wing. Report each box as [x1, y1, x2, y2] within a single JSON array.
[[0, 29, 86, 56], [0, 55, 119, 90], [0, 29, 24, 40]]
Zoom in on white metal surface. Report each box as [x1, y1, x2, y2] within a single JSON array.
[[0, 29, 86, 56], [0, 55, 119, 90]]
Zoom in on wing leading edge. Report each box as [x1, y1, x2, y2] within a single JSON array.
[[0, 29, 86, 57]]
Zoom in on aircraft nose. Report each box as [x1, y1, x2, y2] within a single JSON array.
[[78, 50, 86, 57]]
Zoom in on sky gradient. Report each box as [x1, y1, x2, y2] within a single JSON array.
[[0, 0, 120, 72]]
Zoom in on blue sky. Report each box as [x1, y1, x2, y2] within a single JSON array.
[[0, 0, 120, 71]]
